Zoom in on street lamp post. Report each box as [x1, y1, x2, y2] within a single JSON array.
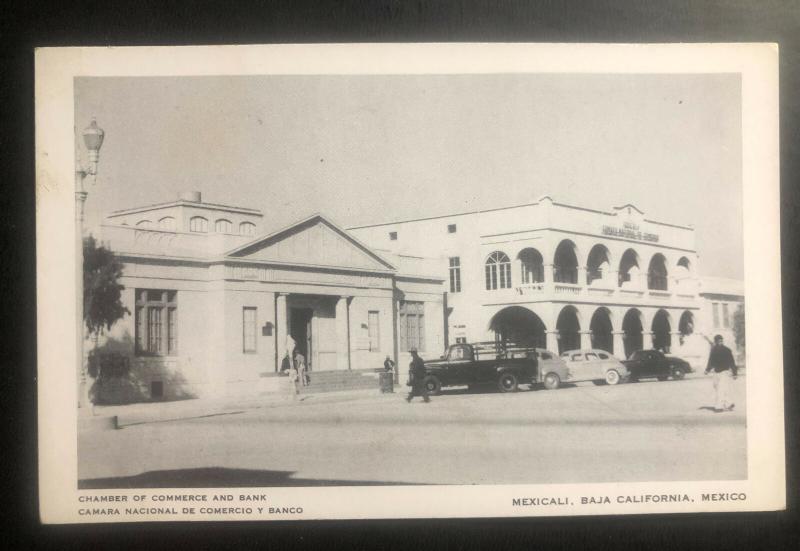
[[76, 118, 105, 411]]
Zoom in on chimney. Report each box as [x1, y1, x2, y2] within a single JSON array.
[[179, 191, 202, 203]]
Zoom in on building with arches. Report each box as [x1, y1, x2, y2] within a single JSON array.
[[349, 195, 739, 368]]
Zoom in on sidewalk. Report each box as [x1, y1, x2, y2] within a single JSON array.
[[91, 387, 395, 428]]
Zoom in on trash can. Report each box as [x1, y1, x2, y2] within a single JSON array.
[[379, 371, 394, 393]]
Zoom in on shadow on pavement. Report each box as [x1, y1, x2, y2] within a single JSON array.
[[79, 467, 423, 489]]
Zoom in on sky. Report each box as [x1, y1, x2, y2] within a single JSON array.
[[75, 73, 742, 278]]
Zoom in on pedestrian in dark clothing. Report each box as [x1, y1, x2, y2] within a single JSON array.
[[704, 334, 738, 412], [384, 356, 395, 372], [406, 348, 430, 403]]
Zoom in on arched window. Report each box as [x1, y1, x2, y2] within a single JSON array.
[[518, 248, 544, 284], [136, 220, 152, 228], [586, 244, 611, 285], [647, 254, 669, 290], [158, 217, 176, 231], [189, 216, 208, 233], [553, 240, 579, 284], [239, 222, 256, 236], [485, 251, 512, 290], [215, 219, 233, 233]]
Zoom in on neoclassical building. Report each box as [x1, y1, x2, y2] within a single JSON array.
[[349, 195, 740, 368], [95, 192, 445, 402]]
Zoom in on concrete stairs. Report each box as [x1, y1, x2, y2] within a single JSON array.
[[300, 369, 387, 394]]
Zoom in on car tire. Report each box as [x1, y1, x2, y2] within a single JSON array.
[[423, 376, 442, 395], [498, 372, 518, 393], [671, 367, 686, 380], [605, 370, 621, 385], [543, 373, 560, 390]]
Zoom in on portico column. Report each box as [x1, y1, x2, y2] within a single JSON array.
[[336, 296, 352, 370], [608, 270, 619, 291], [579, 330, 592, 349], [613, 331, 625, 358], [670, 331, 682, 352], [546, 330, 559, 354], [578, 265, 588, 287], [544, 264, 555, 293], [275, 293, 289, 371], [642, 331, 654, 350]]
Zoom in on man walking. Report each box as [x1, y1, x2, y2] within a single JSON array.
[[704, 334, 738, 412], [405, 348, 430, 403]]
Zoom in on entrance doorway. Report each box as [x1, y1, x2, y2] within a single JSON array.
[[290, 308, 314, 371]]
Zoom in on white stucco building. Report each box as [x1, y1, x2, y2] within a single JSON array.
[[94, 192, 444, 402], [349, 195, 744, 369]]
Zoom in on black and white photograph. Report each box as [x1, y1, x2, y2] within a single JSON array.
[[35, 43, 784, 522]]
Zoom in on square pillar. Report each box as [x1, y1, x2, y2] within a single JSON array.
[[546, 330, 559, 354], [642, 331, 654, 350], [275, 293, 289, 371], [579, 330, 592, 349], [544, 264, 555, 293], [336, 296, 351, 370], [613, 331, 626, 358]]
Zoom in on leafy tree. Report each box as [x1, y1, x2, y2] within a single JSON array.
[[84, 235, 129, 339], [733, 302, 745, 351]]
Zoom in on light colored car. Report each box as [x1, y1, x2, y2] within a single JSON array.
[[559, 349, 629, 385], [532, 349, 570, 390]]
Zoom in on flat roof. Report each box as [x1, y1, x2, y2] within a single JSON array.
[[108, 199, 263, 217], [347, 197, 693, 231]]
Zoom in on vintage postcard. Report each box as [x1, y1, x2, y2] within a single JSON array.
[[36, 43, 784, 523]]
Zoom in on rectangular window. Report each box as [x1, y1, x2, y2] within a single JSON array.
[[449, 257, 461, 293], [455, 337, 467, 344], [712, 303, 720, 328], [722, 303, 730, 328], [447, 223, 457, 233], [243, 307, 257, 353], [368, 311, 380, 351], [136, 289, 177, 356], [399, 301, 425, 352], [389, 231, 397, 241]]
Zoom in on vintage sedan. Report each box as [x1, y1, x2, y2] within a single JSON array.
[[559, 349, 629, 385], [623, 349, 694, 382]]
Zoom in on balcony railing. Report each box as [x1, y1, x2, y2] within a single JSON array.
[[554, 267, 578, 284]]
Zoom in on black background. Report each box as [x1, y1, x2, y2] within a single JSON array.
[[1, 1, 798, 549]]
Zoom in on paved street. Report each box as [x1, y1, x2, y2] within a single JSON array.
[[79, 376, 746, 488]]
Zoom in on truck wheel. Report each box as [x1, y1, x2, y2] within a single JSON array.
[[543, 373, 560, 390], [498, 373, 518, 393], [423, 376, 442, 395], [671, 367, 686, 380], [605, 370, 621, 385]]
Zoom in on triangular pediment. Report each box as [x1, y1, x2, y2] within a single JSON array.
[[613, 203, 645, 216], [226, 214, 395, 272]]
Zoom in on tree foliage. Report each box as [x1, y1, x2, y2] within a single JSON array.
[[733, 302, 746, 350], [84, 235, 129, 338]]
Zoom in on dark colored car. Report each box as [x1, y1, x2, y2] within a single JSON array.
[[420, 342, 551, 394], [622, 349, 693, 382]]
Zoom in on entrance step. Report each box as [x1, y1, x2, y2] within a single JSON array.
[[300, 369, 387, 394]]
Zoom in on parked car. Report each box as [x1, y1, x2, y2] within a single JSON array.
[[559, 349, 629, 385], [420, 342, 568, 394], [622, 349, 694, 382], [534, 349, 570, 390]]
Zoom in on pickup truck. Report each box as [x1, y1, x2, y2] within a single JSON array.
[[420, 342, 568, 394], [622, 349, 693, 382]]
